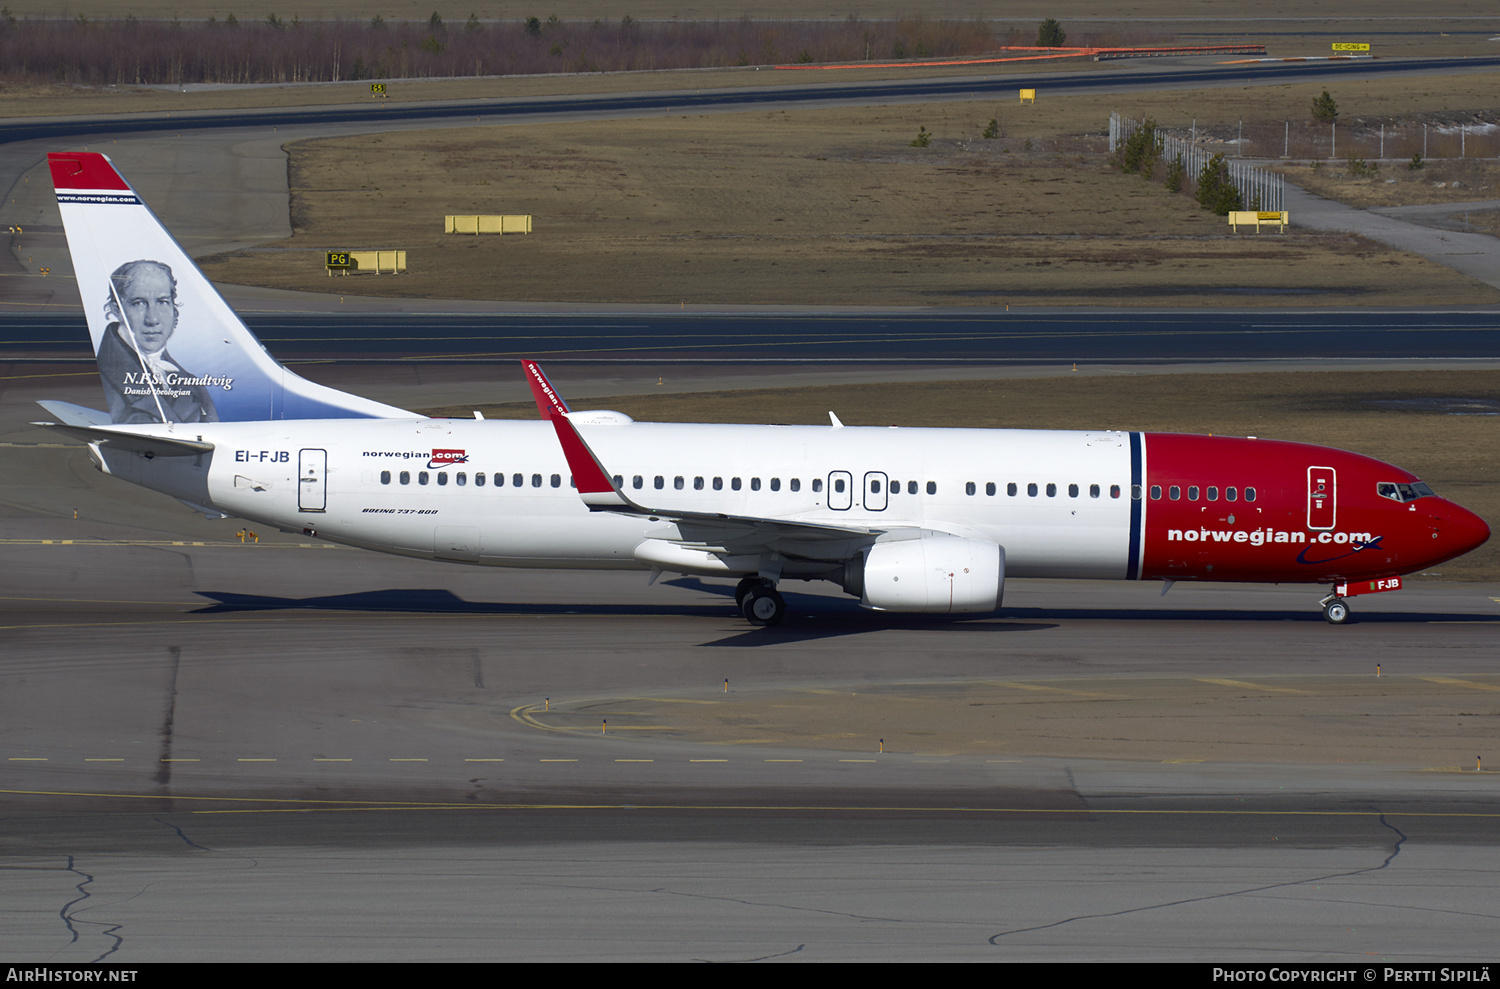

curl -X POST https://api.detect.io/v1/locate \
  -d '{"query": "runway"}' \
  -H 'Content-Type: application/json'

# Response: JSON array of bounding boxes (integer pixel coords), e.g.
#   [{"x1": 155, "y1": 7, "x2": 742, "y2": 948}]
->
[{"x1": 3, "y1": 358, "x2": 1498, "y2": 962}]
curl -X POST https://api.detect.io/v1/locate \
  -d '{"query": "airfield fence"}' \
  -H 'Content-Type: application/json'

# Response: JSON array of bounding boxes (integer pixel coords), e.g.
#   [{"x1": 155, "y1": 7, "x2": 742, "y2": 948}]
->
[{"x1": 1110, "y1": 112, "x2": 1285, "y2": 212}]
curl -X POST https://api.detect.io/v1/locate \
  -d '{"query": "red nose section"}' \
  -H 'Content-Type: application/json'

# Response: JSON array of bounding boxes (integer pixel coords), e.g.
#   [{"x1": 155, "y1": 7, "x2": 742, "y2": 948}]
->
[{"x1": 1432, "y1": 501, "x2": 1491, "y2": 565}]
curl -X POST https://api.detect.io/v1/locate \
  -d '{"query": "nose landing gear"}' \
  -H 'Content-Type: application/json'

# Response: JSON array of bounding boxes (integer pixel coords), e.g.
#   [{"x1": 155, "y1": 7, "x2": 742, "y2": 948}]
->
[{"x1": 1319, "y1": 594, "x2": 1350, "y2": 624}]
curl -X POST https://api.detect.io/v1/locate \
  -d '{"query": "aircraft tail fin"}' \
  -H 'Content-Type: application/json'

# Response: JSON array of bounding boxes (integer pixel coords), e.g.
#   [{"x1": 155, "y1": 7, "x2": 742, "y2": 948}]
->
[{"x1": 48, "y1": 151, "x2": 413, "y2": 424}]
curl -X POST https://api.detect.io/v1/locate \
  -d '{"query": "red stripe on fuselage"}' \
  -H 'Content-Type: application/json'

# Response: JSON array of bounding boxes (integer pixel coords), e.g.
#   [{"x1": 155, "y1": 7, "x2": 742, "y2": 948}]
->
[{"x1": 1136, "y1": 433, "x2": 1478, "y2": 584}]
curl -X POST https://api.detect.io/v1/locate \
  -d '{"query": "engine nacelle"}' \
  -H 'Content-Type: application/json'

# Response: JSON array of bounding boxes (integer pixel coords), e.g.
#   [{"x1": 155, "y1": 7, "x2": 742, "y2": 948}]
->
[{"x1": 845, "y1": 535, "x2": 1005, "y2": 613}]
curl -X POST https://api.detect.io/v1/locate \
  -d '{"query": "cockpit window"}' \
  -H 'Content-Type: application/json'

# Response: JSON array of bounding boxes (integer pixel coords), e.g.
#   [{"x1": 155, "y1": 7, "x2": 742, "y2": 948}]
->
[{"x1": 1377, "y1": 481, "x2": 1435, "y2": 503}]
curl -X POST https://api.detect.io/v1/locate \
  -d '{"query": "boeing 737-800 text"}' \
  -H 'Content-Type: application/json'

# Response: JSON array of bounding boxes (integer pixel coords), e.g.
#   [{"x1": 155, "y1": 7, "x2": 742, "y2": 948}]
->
[{"x1": 36, "y1": 152, "x2": 1489, "y2": 626}]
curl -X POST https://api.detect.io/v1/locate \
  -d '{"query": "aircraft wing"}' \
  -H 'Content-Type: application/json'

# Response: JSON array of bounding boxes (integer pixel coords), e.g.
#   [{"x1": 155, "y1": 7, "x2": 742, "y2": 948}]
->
[{"x1": 521, "y1": 360, "x2": 883, "y2": 544}]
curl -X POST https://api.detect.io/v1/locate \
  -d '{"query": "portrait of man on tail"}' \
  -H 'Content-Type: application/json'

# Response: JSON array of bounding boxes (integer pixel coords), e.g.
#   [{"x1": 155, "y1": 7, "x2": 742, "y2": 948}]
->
[{"x1": 96, "y1": 259, "x2": 221, "y2": 424}]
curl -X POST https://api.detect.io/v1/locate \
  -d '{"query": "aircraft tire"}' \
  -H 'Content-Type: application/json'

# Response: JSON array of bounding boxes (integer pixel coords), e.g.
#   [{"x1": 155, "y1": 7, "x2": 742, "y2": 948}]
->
[
  {"x1": 1323, "y1": 598, "x2": 1350, "y2": 624},
  {"x1": 743, "y1": 586, "x2": 786, "y2": 627},
  {"x1": 735, "y1": 576, "x2": 772, "y2": 615}
]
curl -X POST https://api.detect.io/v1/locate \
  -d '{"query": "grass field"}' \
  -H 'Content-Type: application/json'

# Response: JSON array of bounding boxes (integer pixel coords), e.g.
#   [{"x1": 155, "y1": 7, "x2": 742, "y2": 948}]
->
[
  {"x1": 420, "y1": 369, "x2": 1500, "y2": 581},
  {"x1": 196, "y1": 79, "x2": 1500, "y2": 308}
]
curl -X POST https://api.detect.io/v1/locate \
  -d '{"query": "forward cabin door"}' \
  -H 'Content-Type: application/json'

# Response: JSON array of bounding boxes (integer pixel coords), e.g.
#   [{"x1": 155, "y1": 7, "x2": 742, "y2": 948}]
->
[
  {"x1": 299, "y1": 448, "x2": 327, "y2": 512},
  {"x1": 1307, "y1": 466, "x2": 1336, "y2": 530}
]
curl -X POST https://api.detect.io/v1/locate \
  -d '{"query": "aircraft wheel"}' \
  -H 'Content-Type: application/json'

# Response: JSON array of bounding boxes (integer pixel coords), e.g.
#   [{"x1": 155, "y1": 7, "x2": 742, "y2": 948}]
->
[
  {"x1": 743, "y1": 586, "x2": 786, "y2": 627},
  {"x1": 1323, "y1": 598, "x2": 1350, "y2": 624},
  {"x1": 735, "y1": 576, "x2": 772, "y2": 615}
]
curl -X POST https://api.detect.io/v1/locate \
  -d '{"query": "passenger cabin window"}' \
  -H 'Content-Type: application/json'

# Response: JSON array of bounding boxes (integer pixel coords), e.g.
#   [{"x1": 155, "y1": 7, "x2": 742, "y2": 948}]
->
[
  {"x1": 1008, "y1": 483, "x2": 1018, "y2": 497},
  {"x1": 513, "y1": 473, "x2": 523, "y2": 488},
  {"x1": 1226, "y1": 487, "x2": 1238, "y2": 501},
  {"x1": 1206, "y1": 486, "x2": 1218, "y2": 501},
  {"x1": 790, "y1": 478, "x2": 801, "y2": 492},
  {"x1": 812, "y1": 479, "x2": 823, "y2": 493},
  {"x1": 965, "y1": 481, "x2": 976, "y2": 496},
  {"x1": 457, "y1": 472, "x2": 466, "y2": 486},
  {"x1": 1186, "y1": 485, "x2": 1198, "y2": 500},
  {"x1": 1150, "y1": 485, "x2": 1161, "y2": 500},
  {"x1": 751, "y1": 478, "x2": 761, "y2": 491},
  {"x1": 1169, "y1": 485, "x2": 1180, "y2": 500},
  {"x1": 1090, "y1": 484, "x2": 1100, "y2": 498},
  {"x1": 532, "y1": 474, "x2": 543, "y2": 488},
  {"x1": 986, "y1": 482, "x2": 996, "y2": 496},
  {"x1": 771, "y1": 478, "x2": 781, "y2": 492},
  {"x1": 1113, "y1": 485, "x2": 1123, "y2": 499},
  {"x1": 674, "y1": 476, "x2": 684, "y2": 490},
  {"x1": 1069, "y1": 484, "x2": 1079, "y2": 498},
  {"x1": 1028, "y1": 483, "x2": 1038, "y2": 497},
  {"x1": 1046, "y1": 483, "x2": 1057, "y2": 497},
  {"x1": 419, "y1": 472, "x2": 430, "y2": 486},
  {"x1": 926, "y1": 481, "x2": 937, "y2": 495},
  {"x1": 633, "y1": 475, "x2": 644, "y2": 490},
  {"x1": 908, "y1": 481, "x2": 918, "y2": 495},
  {"x1": 551, "y1": 474, "x2": 562, "y2": 488},
  {"x1": 733, "y1": 477, "x2": 743, "y2": 491},
  {"x1": 654, "y1": 476, "x2": 664, "y2": 490},
  {"x1": 438, "y1": 473, "x2": 448, "y2": 486},
  {"x1": 713, "y1": 477, "x2": 723, "y2": 490},
  {"x1": 380, "y1": 470, "x2": 391, "y2": 485}
]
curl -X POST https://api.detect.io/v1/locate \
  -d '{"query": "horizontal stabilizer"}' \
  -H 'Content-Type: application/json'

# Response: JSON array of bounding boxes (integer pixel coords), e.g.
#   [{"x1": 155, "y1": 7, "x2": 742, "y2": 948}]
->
[
  {"x1": 33, "y1": 420, "x2": 214, "y2": 458},
  {"x1": 36, "y1": 400, "x2": 111, "y2": 428}
]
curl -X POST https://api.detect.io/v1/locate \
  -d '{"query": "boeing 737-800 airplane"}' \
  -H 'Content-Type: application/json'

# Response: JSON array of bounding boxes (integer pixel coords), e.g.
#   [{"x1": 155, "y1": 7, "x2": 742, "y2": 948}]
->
[{"x1": 36, "y1": 152, "x2": 1489, "y2": 626}]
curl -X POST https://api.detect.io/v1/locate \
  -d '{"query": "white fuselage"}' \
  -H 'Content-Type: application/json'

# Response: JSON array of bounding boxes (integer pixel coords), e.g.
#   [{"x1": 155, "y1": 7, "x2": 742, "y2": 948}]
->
[{"x1": 105, "y1": 417, "x2": 1137, "y2": 580}]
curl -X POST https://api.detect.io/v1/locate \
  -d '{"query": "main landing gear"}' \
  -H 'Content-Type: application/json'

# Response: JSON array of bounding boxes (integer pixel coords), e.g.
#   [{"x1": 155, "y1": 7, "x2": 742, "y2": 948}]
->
[
  {"x1": 735, "y1": 576, "x2": 786, "y2": 627},
  {"x1": 1319, "y1": 593, "x2": 1350, "y2": 625}
]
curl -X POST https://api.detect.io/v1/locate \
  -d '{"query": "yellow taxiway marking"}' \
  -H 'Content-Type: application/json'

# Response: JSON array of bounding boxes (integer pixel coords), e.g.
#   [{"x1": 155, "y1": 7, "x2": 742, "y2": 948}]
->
[
  {"x1": 1420, "y1": 676, "x2": 1500, "y2": 692},
  {"x1": 1197, "y1": 678, "x2": 1310, "y2": 694},
  {"x1": 838, "y1": 759, "x2": 878, "y2": 763},
  {"x1": 8, "y1": 757, "x2": 47, "y2": 762},
  {"x1": 765, "y1": 759, "x2": 803, "y2": 763},
  {"x1": 464, "y1": 758, "x2": 505, "y2": 762},
  {"x1": 84, "y1": 758, "x2": 124, "y2": 762},
  {"x1": 539, "y1": 759, "x2": 578, "y2": 763},
  {"x1": 690, "y1": 759, "x2": 729, "y2": 763},
  {"x1": 161, "y1": 758, "x2": 200, "y2": 762},
  {"x1": 236, "y1": 758, "x2": 276, "y2": 762},
  {"x1": 313, "y1": 758, "x2": 354, "y2": 762},
  {"x1": 614, "y1": 759, "x2": 654, "y2": 763},
  {"x1": 389, "y1": 758, "x2": 428, "y2": 762}
]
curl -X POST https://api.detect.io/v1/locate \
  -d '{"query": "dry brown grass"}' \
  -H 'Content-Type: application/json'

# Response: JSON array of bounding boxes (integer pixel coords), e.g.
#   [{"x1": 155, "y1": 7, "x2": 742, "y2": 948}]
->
[
  {"x1": 424, "y1": 369, "x2": 1500, "y2": 581},
  {"x1": 1281, "y1": 159, "x2": 1500, "y2": 208},
  {"x1": 196, "y1": 104, "x2": 1500, "y2": 308}
]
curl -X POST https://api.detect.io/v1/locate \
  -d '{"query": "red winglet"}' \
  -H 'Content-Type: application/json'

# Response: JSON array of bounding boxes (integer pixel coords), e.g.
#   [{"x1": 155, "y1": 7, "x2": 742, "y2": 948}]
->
[
  {"x1": 48, "y1": 152, "x2": 131, "y2": 191},
  {"x1": 521, "y1": 359, "x2": 570, "y2": 419},
  {"x1": 520, "y1": 361, "x2": 624, "y2": 506}
]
